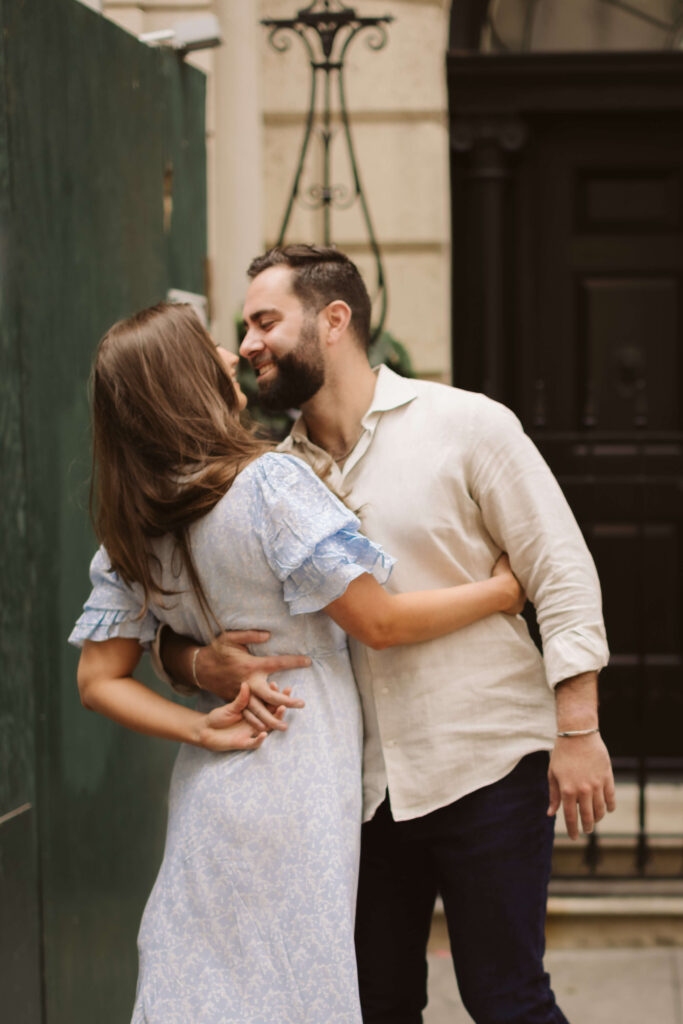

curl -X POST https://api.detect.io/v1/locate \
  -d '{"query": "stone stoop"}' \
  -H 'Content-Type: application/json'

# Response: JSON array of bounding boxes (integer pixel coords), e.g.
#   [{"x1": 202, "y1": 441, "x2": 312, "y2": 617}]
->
[
  {"x1": 546, "y1": 894, "x2": 683, "y2": 948},
  {"x1": 430, "y1": 780, "x2": 683, "y2": 951},
  {"x1": 546, "y1": 778, "x2": 683, "y2": 946},
  {"x1": 429, "y1": 886, "x2": 683, "y2": 953}
]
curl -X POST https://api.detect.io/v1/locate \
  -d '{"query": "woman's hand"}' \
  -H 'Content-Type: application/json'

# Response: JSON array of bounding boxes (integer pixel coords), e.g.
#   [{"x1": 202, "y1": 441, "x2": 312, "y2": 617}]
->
[
  {"x1": 241, "y1": 673, "x2": 304, "y2": 733},
  {"x1": 196, "y1": 682, "x2": 272, "y2": 752},
  {"x1": 492, "y1": 553, "x2": 526, "y2": 615}
]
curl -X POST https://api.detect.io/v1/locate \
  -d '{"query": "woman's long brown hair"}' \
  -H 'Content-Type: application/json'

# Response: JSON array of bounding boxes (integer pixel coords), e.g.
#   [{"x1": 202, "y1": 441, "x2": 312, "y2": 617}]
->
[{"x1": 90, "y1": 302, "x2": 271, "y2": 620}]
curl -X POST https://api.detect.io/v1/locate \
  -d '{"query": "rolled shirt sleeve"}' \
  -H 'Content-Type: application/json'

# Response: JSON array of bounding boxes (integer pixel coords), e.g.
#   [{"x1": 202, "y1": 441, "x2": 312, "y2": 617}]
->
[{"x1": 468, "y1": 401, "x2": 609, "y2": 688}]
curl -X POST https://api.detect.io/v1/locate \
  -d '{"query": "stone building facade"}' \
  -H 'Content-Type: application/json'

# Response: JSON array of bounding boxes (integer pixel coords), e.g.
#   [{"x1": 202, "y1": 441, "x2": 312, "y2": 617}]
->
[{"x1": 80, "y1": 0, "x2": 453, "y2": 379}]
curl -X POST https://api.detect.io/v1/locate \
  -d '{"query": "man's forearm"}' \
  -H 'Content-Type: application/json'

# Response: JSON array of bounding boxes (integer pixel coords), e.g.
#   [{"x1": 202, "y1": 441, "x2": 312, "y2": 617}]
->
[
  {"x1": 554, "y1": 670, "x2": 600, "y2": 732},
  {"x1": 160, "y1": 628, "x2": 201, "y2": 691}
]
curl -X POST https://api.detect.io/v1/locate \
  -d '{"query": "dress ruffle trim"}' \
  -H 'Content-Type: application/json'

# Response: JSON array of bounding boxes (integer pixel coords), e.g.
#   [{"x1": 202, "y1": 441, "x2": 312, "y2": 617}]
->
[
  {"x1": 68, "y1": 608, "x2": 156, "y2": 648},
  {"x1": 284, "y1": 527, "x2": 395, "y2": 615}
]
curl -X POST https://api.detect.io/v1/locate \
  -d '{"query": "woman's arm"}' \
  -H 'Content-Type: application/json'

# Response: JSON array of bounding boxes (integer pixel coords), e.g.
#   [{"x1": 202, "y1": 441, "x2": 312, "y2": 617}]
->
[
  {"x1": 77, "y1": 637, "x2": 267, "y2": 751},
  {"x1": 324, "y1": 556, "x2": 524, "y2": 650}
]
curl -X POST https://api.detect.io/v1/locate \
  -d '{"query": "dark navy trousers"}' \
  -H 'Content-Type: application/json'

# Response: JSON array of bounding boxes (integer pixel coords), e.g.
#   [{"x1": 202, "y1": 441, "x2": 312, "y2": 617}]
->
[{"x1": 354, "y1": 752, "x2": 569, "y2": 1024}]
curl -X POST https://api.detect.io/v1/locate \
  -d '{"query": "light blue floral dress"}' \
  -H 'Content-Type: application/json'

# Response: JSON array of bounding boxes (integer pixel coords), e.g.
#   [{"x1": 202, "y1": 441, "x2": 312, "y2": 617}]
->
[{"x1": 69, "y1": 453, "x2": 394, "y2": 1024}]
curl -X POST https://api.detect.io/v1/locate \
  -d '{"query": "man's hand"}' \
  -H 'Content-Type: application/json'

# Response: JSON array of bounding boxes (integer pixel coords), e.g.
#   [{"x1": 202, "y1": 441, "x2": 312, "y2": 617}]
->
[
  {"x1": 191, "y1": 631, "x2": 309, "y2": 732},
  {"x1": 548, "y1": 731, "x2": 616, "y2": 839},
  {"x1": 548, "y1": 669, "x2": 616, "y2": 839},
  {"x1": 196, "y1": 631, "x2": 309, "y2": 697}
]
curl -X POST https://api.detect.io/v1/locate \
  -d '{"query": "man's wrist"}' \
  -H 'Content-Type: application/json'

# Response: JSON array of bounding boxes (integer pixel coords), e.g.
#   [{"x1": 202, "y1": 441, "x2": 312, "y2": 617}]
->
[
  {"x1": 556, "y1": 726, "x2": 600, "y2": 738},
  {"x1": 192, "y1": 647, "x2": 204, "y2": 690},
  {"x1": 160, "y1": 630, "x2": 202, "y2": 691},
  {"x1": 554, "y1": 670, "x2": 600, "y2": 732}
]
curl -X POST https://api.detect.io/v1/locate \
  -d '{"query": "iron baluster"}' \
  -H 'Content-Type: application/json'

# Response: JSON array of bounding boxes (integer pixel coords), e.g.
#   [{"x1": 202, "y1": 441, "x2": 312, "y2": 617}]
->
[
  {"x1": 634, "y1": 364, "x2": 650, "y2": 874},
  {"x1": 585, "y1": 830, "x2": 600, "y2": 874}
]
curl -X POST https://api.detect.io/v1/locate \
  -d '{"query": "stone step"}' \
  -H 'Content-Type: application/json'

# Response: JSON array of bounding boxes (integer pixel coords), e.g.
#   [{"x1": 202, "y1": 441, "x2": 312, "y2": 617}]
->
[
  {"x1": 546, "y1": 890, "x2": 683, "y2": 948},
  {"x1": 428, "y1": 780, "x2": 683, "y2": 949},
  {"x1": 431, "y1": 883, "x2": 683, "y2": 951}
]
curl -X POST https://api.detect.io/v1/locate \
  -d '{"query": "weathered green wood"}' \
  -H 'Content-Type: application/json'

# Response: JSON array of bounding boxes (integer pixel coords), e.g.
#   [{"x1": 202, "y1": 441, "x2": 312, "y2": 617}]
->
[
  {"x1": 0, "y1": 812, "x2": 43, "y2": 1021},
  {"x1": 0, "y1": 0, "x2": 44, "y2": 1015},
  {"x1": 1, "y1": 1, "x2": 207, "y2": 1020}
]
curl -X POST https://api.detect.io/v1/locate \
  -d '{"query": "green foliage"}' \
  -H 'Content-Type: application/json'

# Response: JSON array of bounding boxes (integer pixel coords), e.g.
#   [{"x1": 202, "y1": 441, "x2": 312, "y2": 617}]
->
[{"x1": 368, "y1": 329, "x2": 415, "y2": 379}]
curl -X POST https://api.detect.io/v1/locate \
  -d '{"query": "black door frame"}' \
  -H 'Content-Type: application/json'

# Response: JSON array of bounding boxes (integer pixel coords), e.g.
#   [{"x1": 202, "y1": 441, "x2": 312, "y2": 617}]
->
[{"x1": 446, "y1": 48, "x2": 683, "y2": 397}]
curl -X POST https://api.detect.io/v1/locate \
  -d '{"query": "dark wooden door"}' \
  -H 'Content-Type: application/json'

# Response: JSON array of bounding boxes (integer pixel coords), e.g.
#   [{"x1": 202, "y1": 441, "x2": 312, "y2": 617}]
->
[{"x1": 448, "y1": 54, "x2": 683, "y2": 770}]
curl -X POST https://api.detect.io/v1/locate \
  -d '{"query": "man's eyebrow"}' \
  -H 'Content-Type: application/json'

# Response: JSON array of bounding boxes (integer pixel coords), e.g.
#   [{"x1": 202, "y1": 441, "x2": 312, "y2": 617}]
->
[{"x1": 247, "y1": 307, "x2": 281, "y2": 323}]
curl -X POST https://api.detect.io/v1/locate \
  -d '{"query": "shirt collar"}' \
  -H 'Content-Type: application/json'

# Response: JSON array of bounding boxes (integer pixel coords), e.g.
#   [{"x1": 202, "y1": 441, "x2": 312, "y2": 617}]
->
[
  {"x1": 361, "y1": 365, "x2": 418, "y2": 424},
  {"x1": 286, "y1": 365, "x2": 417, "y2": 472}
]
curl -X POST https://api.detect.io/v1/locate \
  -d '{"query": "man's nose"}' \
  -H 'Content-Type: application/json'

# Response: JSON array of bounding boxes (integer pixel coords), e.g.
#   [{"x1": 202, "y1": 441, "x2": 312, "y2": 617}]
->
[{"x1": 239, "y1": 328, "x2": 262, "y2": 359}]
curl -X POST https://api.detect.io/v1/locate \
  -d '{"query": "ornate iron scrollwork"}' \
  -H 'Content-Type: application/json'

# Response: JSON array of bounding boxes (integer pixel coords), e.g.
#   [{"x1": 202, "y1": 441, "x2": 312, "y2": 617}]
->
[{"x1": 261, "y1": 1, "x2": 393, "y2": 338}]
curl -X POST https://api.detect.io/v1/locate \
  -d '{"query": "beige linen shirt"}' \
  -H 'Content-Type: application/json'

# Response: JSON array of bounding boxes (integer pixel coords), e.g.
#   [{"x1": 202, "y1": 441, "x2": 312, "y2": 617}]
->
[{"x1": 279, "y1": 366, "x2": 609, "y2": 823}]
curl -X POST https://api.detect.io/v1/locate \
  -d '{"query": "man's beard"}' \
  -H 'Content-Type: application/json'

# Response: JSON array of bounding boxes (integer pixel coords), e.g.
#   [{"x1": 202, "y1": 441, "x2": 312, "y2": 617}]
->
[{"x1": 257, "y1": 316, "x2": 325, "y2": 412}]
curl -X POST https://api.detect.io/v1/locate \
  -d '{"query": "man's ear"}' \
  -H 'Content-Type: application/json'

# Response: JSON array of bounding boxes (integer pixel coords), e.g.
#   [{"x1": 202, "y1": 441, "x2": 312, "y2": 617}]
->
[{"x1": 322, "y1": 299, "x2": 352, "y2": 344}]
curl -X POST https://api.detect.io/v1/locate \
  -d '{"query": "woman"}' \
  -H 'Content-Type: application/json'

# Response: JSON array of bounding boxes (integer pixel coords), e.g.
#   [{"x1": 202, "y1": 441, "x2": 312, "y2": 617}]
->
[{"x1": 69, "y1": 303, "x2": 524, "y2": 1024}]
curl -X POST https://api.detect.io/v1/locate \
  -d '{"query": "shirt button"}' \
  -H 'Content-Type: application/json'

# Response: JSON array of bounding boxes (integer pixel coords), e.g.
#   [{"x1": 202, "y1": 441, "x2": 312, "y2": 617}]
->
[
  {"x1": 380, "y1": 687, "x2": 389, "y2": 696},
  {"x1": 387, "y1": 740, "x2": 395, "y2": 748}
]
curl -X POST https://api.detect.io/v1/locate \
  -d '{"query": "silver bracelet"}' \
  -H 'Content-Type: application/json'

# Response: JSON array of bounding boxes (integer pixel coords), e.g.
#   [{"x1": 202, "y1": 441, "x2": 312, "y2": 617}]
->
[
  {"x1": 191, "y1": 647, "x2": 202, "y2": 689},
  {"x1": 556, "y1": 727, "x2": 599, "y2": 738}
]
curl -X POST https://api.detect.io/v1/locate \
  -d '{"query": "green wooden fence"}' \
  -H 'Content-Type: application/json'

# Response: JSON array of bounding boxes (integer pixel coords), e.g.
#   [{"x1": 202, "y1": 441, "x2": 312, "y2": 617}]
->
[{"x1": 0, "y1": 2, "x2": 207, "y2": 1019}]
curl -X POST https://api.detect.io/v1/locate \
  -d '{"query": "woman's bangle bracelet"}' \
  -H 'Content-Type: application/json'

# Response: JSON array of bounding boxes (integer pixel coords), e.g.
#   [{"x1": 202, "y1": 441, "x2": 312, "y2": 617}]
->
[
  {"x1": 556, "y1": 727, "x2": 599, "y2": 738},
  {"x1": 191, "y1": 647, "x2": 202, "y2": 689}
]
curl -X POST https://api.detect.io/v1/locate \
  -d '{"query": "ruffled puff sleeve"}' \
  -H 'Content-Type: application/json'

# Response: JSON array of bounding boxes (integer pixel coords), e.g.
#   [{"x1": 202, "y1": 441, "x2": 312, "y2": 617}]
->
[
  {"x1": 255, "y1": 453, "x2": 395, "y2": 615},
  {"x1": 68, "y1": 546, "x2": 157, "y2": 649}
]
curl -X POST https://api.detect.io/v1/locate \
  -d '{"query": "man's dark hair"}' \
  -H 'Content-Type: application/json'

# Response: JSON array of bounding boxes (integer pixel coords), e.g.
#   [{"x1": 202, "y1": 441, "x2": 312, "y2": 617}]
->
[{"x1": 247, "y1": 244, "x2": 372, "y2": 351}]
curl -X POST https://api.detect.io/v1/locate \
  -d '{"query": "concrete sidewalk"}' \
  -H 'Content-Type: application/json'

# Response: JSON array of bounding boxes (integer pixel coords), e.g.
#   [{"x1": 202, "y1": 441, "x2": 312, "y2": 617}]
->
[{"x1": 424, "y1": 947, "x2": 683, "y2": 1024}]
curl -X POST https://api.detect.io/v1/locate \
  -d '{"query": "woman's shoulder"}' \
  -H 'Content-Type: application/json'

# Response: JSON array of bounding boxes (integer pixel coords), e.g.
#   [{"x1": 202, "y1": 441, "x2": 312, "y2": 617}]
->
[
  {"x1": 248, "y1": 449, "x2": 317, "y2": 477},
  {"x1": 205, "y1": 452, "x2": 322, "y2": 527},
  {"x1": 231, "y1": 450, "x2": 357, "y2": 534},
  {"x1": 237, "y1": 450, "x2": 320, "y2": 493}
]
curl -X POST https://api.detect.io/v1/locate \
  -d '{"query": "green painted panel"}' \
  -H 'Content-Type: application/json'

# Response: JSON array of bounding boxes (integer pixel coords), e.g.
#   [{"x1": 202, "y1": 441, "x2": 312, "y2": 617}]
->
[
  {"x1": 0, "y1": 0, "x2": 43, "y2": 1018},
  {"x1": 162, "y1": 48, "x2": 209, "y2": 294},
  {"x1": 0, "y1": 810, "x2": 42, "y2": 1022},
  {"x1": 2, "y1": 0, "x2": 207, "y2": 1019},
  {"x1": 0, "y1": 0, "x2": 37, "y2": 823}
]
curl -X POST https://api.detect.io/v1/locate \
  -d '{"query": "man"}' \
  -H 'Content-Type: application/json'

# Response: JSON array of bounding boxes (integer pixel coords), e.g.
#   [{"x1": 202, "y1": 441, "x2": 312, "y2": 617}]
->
[{"x1": 156, "y1": 244, "x2": 615, "y2": 1023}]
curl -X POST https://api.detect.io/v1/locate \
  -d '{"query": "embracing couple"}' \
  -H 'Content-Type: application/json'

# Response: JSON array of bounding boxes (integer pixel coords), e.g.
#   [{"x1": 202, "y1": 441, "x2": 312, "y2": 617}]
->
[{"x1": 70, "y1": 244, "x2": 614, "y2": 1024}]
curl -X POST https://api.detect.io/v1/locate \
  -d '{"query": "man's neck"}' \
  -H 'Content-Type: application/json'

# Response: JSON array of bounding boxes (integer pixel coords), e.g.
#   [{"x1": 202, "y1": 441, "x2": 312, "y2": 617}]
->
[{"x1": 301, "y1": 357, "x2": 377, "y2": 461}]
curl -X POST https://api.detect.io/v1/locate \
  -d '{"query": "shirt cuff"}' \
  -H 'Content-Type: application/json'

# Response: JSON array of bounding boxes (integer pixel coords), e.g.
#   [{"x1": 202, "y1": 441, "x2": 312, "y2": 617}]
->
[{"x1": 543, "y1": 625, "x2": 610, "y2": 689}]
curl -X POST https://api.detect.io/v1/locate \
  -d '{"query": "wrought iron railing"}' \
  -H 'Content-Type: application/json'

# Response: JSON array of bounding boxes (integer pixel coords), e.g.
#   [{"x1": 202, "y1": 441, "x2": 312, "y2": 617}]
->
[{"x1": 261, "y1": 0, "x2": 393, "y2": 339}]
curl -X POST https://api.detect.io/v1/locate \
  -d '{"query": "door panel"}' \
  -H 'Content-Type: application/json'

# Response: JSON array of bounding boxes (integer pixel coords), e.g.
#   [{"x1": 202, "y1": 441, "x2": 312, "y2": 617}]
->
[
  {"x1": 519, "y1": 118, "x2": 683, "y2": 764},
  {"x1": 448, "y1": 55, "x2": 683, "y2": 768}
]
